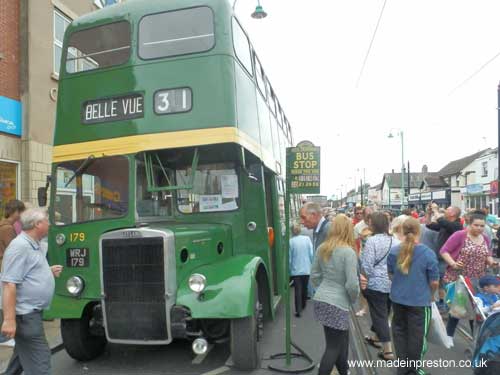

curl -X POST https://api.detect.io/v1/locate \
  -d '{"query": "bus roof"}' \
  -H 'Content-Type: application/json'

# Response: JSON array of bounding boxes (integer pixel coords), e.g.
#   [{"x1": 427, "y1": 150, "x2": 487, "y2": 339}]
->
[{"x1": 70, "y1": 0, "x2": 231, "y2": 30}]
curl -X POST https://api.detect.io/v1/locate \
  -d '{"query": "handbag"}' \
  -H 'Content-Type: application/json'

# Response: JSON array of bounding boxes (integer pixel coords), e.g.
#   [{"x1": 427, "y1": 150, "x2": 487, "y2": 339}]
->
[
  {"x1": 373, "y1": 238, "x2": 393, "y2": 267},
  {"x1": 360, "y1": 237, "x2": 392, "y2": 288},
  {"x1": 428, "y1": 302, "x2": 454, "y2": 348}
]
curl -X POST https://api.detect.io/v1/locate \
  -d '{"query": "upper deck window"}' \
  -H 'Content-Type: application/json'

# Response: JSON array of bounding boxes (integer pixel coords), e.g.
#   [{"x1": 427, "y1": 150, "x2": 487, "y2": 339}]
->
[
  {"x1": 232, "y1": 18, "x2": 253, "y2": 76},
  {"x1": 139, "y1": 7, "x2": 215, "y2": 60},
  {"x1": 65, "y1": 21, "x2": 131, "y2": 74}
]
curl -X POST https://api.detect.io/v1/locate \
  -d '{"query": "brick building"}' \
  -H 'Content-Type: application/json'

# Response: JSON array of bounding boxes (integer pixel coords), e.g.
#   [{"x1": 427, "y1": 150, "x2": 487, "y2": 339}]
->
[
  {"x1": 0, "y1": 0, "x2": 21, "y2": 217},
  {"x1": 0, "y1": 0, "x2": 118, "y2": 216}
]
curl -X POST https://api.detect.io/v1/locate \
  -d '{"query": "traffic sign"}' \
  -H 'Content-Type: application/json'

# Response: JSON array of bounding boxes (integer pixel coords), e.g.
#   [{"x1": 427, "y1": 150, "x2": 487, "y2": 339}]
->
[{"x1": 286, "y1": 141, "x2": 320, "y2": 193}]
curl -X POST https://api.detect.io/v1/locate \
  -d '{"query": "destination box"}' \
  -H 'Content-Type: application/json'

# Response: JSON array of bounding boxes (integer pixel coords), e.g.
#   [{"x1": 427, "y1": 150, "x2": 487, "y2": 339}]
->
[{"x1": 81, "y1": 93, "x2": 144, "y2": 124}]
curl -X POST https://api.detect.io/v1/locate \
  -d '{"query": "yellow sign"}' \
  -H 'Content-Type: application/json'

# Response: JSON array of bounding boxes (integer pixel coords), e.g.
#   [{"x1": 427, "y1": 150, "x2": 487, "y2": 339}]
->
[{"x1": 287, "y1": 141, "x2": 320, "y2": 193}]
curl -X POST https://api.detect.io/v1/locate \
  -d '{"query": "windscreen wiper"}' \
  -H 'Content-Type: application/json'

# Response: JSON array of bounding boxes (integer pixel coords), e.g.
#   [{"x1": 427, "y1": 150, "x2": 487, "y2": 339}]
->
[{"x1": 64, "y1": 155, "x2": 95, "y2": 188}]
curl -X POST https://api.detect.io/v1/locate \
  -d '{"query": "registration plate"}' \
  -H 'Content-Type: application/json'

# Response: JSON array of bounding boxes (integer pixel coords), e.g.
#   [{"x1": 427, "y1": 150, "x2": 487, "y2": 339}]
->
[{"x1": 66, "y1": 248, "x2": 90, "y2": 267}]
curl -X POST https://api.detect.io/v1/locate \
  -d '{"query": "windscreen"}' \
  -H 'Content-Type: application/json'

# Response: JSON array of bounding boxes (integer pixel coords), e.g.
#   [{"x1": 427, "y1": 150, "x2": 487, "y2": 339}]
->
[
  {"x1": 176, "y1": 163, "x2": 239, "y2": 214},
  {"x1": 54, "y1": 156, "x2": 129, "y2": 225}
]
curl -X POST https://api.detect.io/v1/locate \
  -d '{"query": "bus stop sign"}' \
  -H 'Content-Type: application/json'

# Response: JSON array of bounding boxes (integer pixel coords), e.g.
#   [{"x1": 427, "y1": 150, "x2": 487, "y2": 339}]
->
[{"x1": 286, "y1": 141, "x2": 320, "y2": 194}]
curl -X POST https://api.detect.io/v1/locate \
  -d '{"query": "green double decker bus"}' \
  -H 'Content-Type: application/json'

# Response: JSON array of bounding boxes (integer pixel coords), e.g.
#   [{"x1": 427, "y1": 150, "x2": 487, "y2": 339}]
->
[{"x1": 45, "y1": 0, "x2": 298, "y2": 369}]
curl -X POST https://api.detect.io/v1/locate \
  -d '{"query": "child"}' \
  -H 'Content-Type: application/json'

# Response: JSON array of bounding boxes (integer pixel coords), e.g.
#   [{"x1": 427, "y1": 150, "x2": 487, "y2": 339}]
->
[{"x1": 475, "y1": 275, "x2": 500, "y2": 315}]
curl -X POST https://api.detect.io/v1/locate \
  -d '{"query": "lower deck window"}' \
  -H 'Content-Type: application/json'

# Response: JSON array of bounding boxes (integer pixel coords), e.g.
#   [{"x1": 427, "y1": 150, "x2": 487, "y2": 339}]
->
[{"x1": 177, "y1": 163, "x2": 240, "y2": 214}]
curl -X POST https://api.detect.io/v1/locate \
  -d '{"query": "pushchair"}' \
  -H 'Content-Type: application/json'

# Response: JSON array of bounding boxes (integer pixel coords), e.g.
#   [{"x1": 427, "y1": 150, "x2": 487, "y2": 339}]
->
[
  {"x1": 472, "y1": 311, "x2": 500, "y2": 374},
  {"x1": 458, "y1": 275, "x2": 500, "y2": 374}
]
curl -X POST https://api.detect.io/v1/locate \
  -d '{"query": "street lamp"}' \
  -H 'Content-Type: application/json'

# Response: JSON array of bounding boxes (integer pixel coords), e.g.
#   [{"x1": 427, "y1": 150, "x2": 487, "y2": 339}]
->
[
  {"x1": 388, "y1": 129, "x2": 405, "y2": 210},
  {"x1": 336, "y1": 187, "x2": 343, "y2": 208},
  {"x1": 357, "y1": 167, "x2": 366, "y2": 206},
  {"x1": 233, "y1": 0, "x2": 268, "y2": 19}
]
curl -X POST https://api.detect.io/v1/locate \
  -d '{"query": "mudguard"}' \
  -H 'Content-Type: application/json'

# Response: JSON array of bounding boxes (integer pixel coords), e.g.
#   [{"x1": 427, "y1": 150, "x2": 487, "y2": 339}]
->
[
  {"x1": 44, "y1": 295, "x2": 90, "y2": 319},
  {"x1": 176, "y1": 255, "x2": 266, "y2": 319}
]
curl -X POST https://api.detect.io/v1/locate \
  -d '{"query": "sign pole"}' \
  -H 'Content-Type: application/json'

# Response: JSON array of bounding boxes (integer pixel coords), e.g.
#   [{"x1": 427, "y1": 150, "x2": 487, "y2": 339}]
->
[
  {"x1": 284, "y1": 190, "x2": 291, "y2": 365},
  {"x1": 268, "y1": 140, "x2": 319, "y2": 373}
]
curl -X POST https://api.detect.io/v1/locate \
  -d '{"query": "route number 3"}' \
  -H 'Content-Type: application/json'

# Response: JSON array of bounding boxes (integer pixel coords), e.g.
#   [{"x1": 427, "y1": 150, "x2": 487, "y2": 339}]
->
[
  {"x1": 154, "y1": 88, "x2": 192, "y2": 115},
  {"x1": 70, "y1": 232, "x2": 85, "y2": 242}
]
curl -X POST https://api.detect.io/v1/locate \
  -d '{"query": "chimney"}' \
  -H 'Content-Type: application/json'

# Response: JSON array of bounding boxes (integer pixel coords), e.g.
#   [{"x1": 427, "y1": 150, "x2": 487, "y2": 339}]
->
[{"x1": 422, "y1": 165, "x2": 428, "y2": 174}]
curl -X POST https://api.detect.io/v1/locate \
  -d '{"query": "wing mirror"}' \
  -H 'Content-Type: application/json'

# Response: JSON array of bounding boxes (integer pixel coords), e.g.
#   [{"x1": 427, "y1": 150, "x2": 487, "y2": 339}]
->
[{"x1": 37, "y1": 176, "x2": 51, "y2": 207}]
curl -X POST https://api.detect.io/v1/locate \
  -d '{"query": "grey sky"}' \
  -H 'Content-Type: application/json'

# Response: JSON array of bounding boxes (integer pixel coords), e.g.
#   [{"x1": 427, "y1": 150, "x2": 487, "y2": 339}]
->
[{"x1": 236, "y1": 0, "x2": 499, "y2": 197}]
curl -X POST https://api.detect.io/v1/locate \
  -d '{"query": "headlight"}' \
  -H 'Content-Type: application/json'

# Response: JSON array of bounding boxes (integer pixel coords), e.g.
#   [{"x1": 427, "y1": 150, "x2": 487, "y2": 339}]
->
[
  {"x1": 188, "y1": 274, "x2": 206, "y2": 293},
  {"x1": 55, "y1": 233, "x2": 66, "y2": 246},
  {"x1": 66, "y1": 276, "x2": 84, "y2": 296}
]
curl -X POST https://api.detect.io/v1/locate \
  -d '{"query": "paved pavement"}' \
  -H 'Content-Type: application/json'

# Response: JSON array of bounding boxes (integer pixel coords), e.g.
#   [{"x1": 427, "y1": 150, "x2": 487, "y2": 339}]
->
[
  {"x1": 0, "y1": 319, "x2": 61, "y2": 373},
  {"x1": 353, "y1": 303, "x2": 475, "y2": 375},
  {"x1": 49, "y1": 298, "x2": 326, "y2": 375},
  {"x1": 0, "y1": 297, "x2": 481, "y2": 374}
]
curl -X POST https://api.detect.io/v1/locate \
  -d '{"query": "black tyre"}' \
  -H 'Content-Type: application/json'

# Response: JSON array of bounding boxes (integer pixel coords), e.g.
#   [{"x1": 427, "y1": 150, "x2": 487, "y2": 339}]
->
[
  {"x1": 61, "y1": 313, "x2": 107, "y2": 361},
  {"x1": 230, "y1": 284, "x2": 263, "y2": 370}
]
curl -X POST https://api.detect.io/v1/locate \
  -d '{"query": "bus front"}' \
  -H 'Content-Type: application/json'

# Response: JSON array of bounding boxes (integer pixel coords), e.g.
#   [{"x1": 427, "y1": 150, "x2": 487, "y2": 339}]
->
[{"x1": 46, "y1": 1, "x2": 276, "y2": 370}]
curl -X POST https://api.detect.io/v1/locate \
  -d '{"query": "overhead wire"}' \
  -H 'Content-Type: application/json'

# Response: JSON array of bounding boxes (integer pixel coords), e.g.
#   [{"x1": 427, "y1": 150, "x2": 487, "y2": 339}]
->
[
  {"x1": 355, "y1": 0, "x2": 388, "y2": 88},
  {"x1": 448, "y1": 49, "x2": 500, "y2": 95}
]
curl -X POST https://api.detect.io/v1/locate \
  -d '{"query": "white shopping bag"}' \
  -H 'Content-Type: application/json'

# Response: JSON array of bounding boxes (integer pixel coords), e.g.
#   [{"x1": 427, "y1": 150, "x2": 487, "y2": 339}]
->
[{"x1": 427, "y1": 302, "x2": 453, "y2": 349}]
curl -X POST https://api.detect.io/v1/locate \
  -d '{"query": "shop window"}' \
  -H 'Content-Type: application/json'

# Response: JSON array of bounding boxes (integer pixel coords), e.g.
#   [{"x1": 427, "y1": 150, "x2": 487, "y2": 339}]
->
[{"x1": 0, "y1": 161, "x2": 19, "y2": 219}]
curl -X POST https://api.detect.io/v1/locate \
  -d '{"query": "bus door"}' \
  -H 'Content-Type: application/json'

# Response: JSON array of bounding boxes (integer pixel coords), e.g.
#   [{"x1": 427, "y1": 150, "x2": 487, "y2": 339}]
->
[
  {"x1": 242, "y1": 163, "x2": 269, "y2": 254},
  {"x1": 264, "y1": 171, "x2": 280, "y2": 295}
]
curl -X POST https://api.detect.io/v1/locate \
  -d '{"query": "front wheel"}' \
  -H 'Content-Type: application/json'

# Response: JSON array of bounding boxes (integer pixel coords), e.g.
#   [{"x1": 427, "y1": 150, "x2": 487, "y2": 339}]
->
[
  {"x1": 230, "y1": 284, "x2": 263, "y2": 370},
  {"x1": 61, "y1": 311, "x2": 107, "y2": 361}
]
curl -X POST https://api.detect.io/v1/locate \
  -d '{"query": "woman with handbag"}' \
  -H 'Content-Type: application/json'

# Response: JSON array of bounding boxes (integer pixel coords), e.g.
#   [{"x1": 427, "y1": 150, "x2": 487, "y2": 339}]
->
[
  {"x1": 361, "y1": 212, "x2": 395, "y2": 360},
  {"x1": 440, "y1": 210, "x2": 498, "y2": 338}
]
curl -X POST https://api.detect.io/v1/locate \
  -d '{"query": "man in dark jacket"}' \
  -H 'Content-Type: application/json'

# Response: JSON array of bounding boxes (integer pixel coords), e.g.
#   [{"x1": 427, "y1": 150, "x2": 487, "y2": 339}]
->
[
  {"x1": 426, "y1": 205, "x2": 462, "y2": 312},
  {"x1": 299, "y1": 202, "x2": 330, "y2": 253},
  {"x1": 426, "y1": 206, "x2": 462, "y2": 251}
]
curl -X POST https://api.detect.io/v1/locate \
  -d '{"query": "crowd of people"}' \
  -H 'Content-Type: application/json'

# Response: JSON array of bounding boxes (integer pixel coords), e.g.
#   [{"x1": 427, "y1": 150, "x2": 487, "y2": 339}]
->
[
  {"x1": 291, "y1": 201, "x2": 500, "y2": 375},
  {"x1": 0, "y1": 194, "x2": 499, "y2": 375}
]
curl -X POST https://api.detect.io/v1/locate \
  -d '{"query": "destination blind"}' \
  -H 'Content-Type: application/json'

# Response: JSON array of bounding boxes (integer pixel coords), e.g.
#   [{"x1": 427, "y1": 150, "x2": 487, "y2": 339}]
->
[{"x1": 82, "y1": 93, "x2": 144, "y2": 124}]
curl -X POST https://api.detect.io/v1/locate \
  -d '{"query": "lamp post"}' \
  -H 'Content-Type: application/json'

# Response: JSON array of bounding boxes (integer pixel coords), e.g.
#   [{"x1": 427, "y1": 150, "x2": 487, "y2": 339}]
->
[
  {"x1": 497, "y1": 82, "x2": 500, "y2": 216},
  {"x1": 388, "y1": 129, "x2": 405, "y2": 210},
  {"x1": 340, "y1": 184, "x2": 345, "y2": 208},
  {"x1": 357, "y1": 167, "x2": 366, "y2": 206},
  {"x1": 233, "y1": 0, "x2": 268, "y2": 18}
]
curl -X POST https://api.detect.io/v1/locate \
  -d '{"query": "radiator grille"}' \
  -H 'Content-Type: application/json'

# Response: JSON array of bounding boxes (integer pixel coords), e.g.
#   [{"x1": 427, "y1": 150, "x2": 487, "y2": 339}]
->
[{"x1": 102, "y1": 237, "x2": 168, "y2": 341}]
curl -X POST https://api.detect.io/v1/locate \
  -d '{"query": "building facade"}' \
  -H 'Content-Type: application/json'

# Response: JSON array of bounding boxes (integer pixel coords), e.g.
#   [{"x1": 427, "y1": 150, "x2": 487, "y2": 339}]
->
[
  {"x1": 460, "y1": 148, "x2": 498, "y2": 214},
  {"x1": 0, "y1": 0, "x2": 21, "y2": 217},
  {"x1": 381, "y1": 172, "x2": 424, "y2": 210},
  {"x1": 0, "y1": 0, "x2": 118, "y2": 216}
]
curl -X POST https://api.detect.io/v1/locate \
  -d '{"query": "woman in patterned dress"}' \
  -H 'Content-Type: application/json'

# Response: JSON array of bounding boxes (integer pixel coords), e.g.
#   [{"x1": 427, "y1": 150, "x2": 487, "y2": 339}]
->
[
  {"x1": 361, "y1": 212, "x2": 395, "y2": 360},
  {"x1": 440, "y1": 210, "x2": 498, "y2": 338},
  {"x1": 311, "y1": 214, "x2": 360, "y2": 375}
]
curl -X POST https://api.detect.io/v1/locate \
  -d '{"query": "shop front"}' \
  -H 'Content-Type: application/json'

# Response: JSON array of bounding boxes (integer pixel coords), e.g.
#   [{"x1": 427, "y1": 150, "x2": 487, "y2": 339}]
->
[
  {"x1": 0, "y1": 96, "x2": 22, "y2": 216},
  {"x1": 408, "y1": 189, "x2": 450, "y2": 210},
  {"x1": 463, "y1": 183, "x2": 490, "y2": 211},
  {"x1": 0, "y1": 160, "x2": 20, "y2": 218}
]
